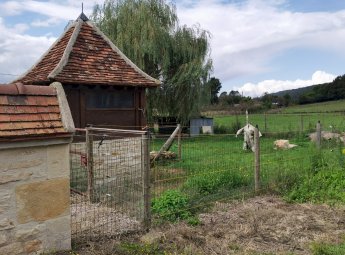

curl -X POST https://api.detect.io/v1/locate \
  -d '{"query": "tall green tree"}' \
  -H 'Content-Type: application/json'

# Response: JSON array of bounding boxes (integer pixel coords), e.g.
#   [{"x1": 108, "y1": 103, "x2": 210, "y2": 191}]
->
[
  {"x1": 206, "y1": 77, "x2": 222, "y2": 104},
  {"x1": 283, "y1": 93, "x2": 291, "y2": 107},
  {"x1": 92, "y1": 0, "x2": 213, "y2": 124}
]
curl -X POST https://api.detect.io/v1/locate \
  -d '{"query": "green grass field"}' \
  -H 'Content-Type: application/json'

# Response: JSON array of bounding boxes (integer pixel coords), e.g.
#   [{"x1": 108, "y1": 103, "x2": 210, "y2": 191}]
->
[
  {"x1": 211, "y1": 100, "x2": 345, "y2": 134},
  {"x1": 281, "y1": 99, "x2": 345, "y2": 113},
  {"x1": 214, "y1": 113, "x2": 345, "y2": 134},
  {"x1": 214, "y1": 112, "x2": 345, "y2": 134},
  {"x1": 151, "y1": 134, "x2": 345, "y2": 209}
]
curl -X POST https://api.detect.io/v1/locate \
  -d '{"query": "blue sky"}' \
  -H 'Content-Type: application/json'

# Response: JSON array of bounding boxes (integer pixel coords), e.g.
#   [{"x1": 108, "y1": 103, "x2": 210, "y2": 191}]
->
[{"x1": 0, "y1": 0, "x2": 345, "y2": 97}]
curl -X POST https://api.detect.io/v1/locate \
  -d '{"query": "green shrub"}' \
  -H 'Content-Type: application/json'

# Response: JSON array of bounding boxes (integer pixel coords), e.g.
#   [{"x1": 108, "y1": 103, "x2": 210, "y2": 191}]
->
[
  {"x1": 186, "y1": 216, "x2": 201, "y2": 226},
  {"x1": 183, "y1": 169, "x2": 248, "y2": 196},
  {"x1": 229, "y1": 120, "x2": 242, "y2": 134},
  {"x1": 214, "y1": 119, "x2": 242, "y2": 134},
  {"x1": 311, "y1": 241, "x2": 345, "y2": 255},
  {"x1": 310, "y1": 151, "x2": 328, "y2": 173},
  {"x1": 213, "y1": 124, "x2": 230, "y2": 134},
  {"x1": 286, "y1": 169, "x2": 345, "y2": 204},
  {"x1": 152, "y1": 190, "x2": 191, "y2": 222},
  {"x1": 116, "y1": 242, "x2": 164, "y2": 255},
  {"x1": 263, "y1": 166, "x2": 302, "y2": 194}
]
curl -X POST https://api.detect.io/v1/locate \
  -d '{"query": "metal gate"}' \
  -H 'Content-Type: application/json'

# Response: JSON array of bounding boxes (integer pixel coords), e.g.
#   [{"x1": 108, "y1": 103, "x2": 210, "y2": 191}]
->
[{"x1": 70, "y1": 127, "x2": 150, "y2": 240}]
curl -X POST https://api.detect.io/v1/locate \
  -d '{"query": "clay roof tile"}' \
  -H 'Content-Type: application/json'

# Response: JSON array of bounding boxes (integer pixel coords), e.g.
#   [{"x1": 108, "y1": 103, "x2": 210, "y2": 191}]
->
[
  {"x1": 0, "y1": 83, "x2": 72, "y2": 142},
  {"x1": 15, "y1": 17, "x2": 161, "y2": 88}
]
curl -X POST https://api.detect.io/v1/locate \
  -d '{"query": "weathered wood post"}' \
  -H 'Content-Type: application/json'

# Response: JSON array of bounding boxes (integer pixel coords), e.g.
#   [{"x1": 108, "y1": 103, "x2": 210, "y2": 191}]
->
[
  {"x1": 86, "y1": 128, "x2": 94, "y2": 202},
  {"x1": 142, "y1": 131, "x2": 151, "y2": 231},
  {"x1": 152, "y1": 124, "x2": 181, "y2": 163},
  {"x1": 316, "y1": 120, "x2": 322, "y2": 149},
  {"x1": 254, "y1": 125, "x2": 261, "y2": 193}
]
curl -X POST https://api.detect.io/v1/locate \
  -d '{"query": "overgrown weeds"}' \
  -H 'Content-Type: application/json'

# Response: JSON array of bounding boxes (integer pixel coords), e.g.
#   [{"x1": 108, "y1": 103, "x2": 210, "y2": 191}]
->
[
  {"x1": 152, "y1": 189, "x2": 193, "y2": 223},
  {"x1": 311, "y1": 239, "x2": 345, "y2": 255},
  {"x1": 286, "y1": 168, "x2": 345, "y2": 204}
]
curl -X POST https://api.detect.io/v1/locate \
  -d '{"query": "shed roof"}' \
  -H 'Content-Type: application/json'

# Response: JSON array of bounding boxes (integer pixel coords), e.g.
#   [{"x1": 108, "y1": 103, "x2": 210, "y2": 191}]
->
[
  {"x1": 15, "y1": 15, "x2": 161, "y2": 87},
  {"x1": 0, "y1": 83, "x2": 73, "y2": 141}
]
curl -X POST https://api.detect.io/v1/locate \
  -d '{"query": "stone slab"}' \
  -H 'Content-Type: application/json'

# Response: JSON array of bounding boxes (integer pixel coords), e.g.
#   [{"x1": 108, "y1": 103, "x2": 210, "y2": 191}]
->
[
  {"x1": 47, "y1": 144, "x2": 70, "y2": 178},
  {"x1": 16, "y1": 178, "x2": 70, "y2": 224}
]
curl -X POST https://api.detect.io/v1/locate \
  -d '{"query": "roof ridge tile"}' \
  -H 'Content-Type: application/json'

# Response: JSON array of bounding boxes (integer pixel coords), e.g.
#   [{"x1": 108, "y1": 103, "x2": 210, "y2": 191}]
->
[{"x1": 48, "y1": 20, "x2": 82, "y2": 79}]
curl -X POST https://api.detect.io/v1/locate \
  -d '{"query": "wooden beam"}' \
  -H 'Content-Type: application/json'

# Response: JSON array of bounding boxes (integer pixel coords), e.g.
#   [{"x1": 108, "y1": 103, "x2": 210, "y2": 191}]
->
[{"x1": 151, "y1": 124, "x2": 181, "y2": 163}]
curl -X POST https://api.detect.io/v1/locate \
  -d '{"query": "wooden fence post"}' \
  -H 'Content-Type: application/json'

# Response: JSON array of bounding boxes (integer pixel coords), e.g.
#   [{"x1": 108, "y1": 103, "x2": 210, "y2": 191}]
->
[
  {"x1": 142, "y1": 131, "x2": 151, "y2": 231},
  {"x1": 254, "y1": 125, "x2": 261, "y2": 193},
  {"x1": 316, "y1": 121, "x2": 322, "y2": 149},
  {"x1": 86, "y1": 128, "x2": 94, "y2": 202}
]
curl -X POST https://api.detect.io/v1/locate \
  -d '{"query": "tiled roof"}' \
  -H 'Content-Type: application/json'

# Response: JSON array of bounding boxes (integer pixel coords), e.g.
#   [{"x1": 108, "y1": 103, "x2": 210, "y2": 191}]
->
[
  {"x1": 16, "y1": 17, "x2": 161, "y2": 87},
  {"x1": 0, "y1": 83, "x2": 71, "y2": 141}
]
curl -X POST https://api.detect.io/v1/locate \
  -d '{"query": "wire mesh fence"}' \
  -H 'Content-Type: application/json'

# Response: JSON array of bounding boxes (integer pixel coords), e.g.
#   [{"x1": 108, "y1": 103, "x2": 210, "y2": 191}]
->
[
  {"x1": 69, "y1": 118, "x2": 345, "y2": 239},
  {"x1": 214, "y1": 112, "x2": 345, "y2": 135},
  {"x1": 70, "y1": 128, "x2": 150, "y2": 240},
  {"x1": 150, "y1": 121, "x2": 345, "y2": 223}
]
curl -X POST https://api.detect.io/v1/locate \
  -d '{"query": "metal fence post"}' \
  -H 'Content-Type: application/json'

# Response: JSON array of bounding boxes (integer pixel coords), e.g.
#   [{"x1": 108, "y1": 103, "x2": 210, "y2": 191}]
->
[
  {"x1": 86, "y1": 128, "x2": 94, "y2": 202},
  {"x1": 264, "y1": 113, "x2": 267, "y2": 133},
  {"x1": 300, "y1": 114, "x2": 304, "y2": 133},
  {"x1": 254, "y1": 125, "x2": 261, "y2": 193},
  {"x1": 178, "y1": 127, "x2": 182, "y2": 160},
  {"x1": 316, "y1": 121, "x2": 322, "y2": 149},
  {"x1": 142, "y1": 131, "x2": 151, "y2": 231}
]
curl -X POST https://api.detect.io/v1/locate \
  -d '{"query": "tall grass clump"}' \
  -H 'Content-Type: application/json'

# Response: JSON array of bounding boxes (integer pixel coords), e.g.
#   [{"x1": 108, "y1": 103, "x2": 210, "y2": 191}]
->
[
  {"x1": 285, "y1": 144, "x2": 345, "y2": 204},
  {"x1": 152, "y1": 190, "x2": 192, "y2": 222},
  {"x1": 286, "y1": 168, "x2": 345, "y2": 204},
  {"x1": 214, "y1": 119, "x2": 242, "y2": 134},
  {"x1": 213, "y1": 124, "x2": 230, "y2": 134},
  {"x1": 311, "y1": 240, "x2": 345, "y2": 255},
  {"x1": 183, "y1": 169, "x2": 249, "y2": 197}
]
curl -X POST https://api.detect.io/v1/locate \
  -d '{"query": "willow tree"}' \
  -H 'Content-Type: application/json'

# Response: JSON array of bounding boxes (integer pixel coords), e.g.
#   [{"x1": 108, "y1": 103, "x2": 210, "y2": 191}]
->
[{"x1": 92, "y1": 0, "x2": 212, "y2": 124}]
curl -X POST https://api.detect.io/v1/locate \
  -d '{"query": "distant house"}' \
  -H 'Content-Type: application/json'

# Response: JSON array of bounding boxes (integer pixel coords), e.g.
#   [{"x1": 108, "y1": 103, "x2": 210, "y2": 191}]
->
[{"x1": 15, "y1": 13, "x2": 160, "y2": 129}]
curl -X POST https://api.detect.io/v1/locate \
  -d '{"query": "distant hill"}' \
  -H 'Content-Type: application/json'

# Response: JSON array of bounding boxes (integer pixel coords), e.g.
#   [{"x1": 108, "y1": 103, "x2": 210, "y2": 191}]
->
[
  {"x1": 271, "y1": 84, "x2": 320, "y2": 101},
  {"x1": 270, "y1": 74, "x2": 345, "y2": 104}
]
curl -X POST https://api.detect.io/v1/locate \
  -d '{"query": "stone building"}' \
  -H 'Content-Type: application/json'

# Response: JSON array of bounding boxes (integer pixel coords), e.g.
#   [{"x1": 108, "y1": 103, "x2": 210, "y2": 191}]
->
[{"x1": 0, "y1": 82, "x2": 74, "y2": 254}]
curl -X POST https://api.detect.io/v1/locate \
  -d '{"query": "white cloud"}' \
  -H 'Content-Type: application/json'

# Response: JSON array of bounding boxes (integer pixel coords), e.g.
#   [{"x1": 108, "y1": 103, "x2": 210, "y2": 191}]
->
[
  {"x1": 0, "y1": 1, "x2": 75, "y2": 19},
  {"x1": 31, "y1": 17, "x2": 61, "y2": 27},
  {"x1": 0, "y1": 0, "x2": 100, "y2": 20},
  {"x1": 0, "y1": 17, "x2": 56, "y2": 83},
  {"x1": 13, "y1": 23, "x2": 29, "y2": 33},
  {"x1": 234, "y1": 70, "x2": 336, "y2": 98},
  {"x1": 176, "y1": 0, "x2": 345, "y2": 85},
  {"x1": 0, "y1": 0, "x2": 344, "y2": 89},
  {"x1": 0, "y1": 1, "x2": 22, "y2": 15},
  {"x1": 0, "y1": 0, "x2": 105, "y2": 83}
]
